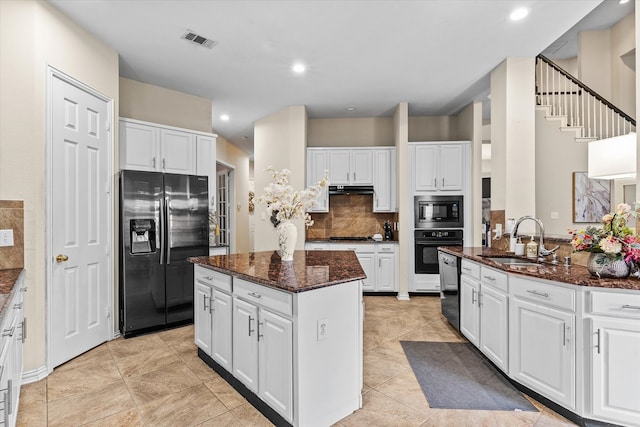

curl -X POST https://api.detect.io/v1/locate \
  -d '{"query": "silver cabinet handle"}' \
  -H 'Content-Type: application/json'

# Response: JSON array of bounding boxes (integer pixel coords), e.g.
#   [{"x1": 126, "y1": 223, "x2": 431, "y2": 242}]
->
[
  {"x1": 346, "y1": 172, "x2": 349, "y2": 181},
  {"x1": 622, "y1": 304, "x2": 640, "y2": 310},
  {"x1": 442, "y1": 177, "x2": 445, "y2": 187},
  {"x1": 483, "y1": 275, "x2": 496, "y2": 281},
  {"x1": 258, "y1": 321, "x2": 264, "y2": 341},
  {"x1": 152, "y1": 157, "x2": 156, "y2": 168},
  {"x1": 595, "y1": 328, "x2": 601, "y2": 354},
  {"x1": 434, "y1": 178, "x2": 437, "y2": 187},
  {"x1": 462, "y1": 266, "x2": 472, "y2": 272},
  {"x1": 248, "y1": 315, "x2": 255, "y2": 336},
  {"x1": 2, "y1": 327, "x2": 14, "y2": 337},
  {"x1": 353, "y1": 172, "x2": 356, "y2": 181},
  {"x1": 248, "y1": 292, "x2": 262, "y2": 299},
  {"x1": 471, "y1": 288, "x2": 477, "y2": 304},
  {"x1": 12, "y1": 303, "x2": 21, "y2": 310},
  {"x1": 162, "y1": 158, "x2": 166, "y2": 169},
  {"x1": 526, "y1": 290, "x2": 549, "y2": 298},
  {"x1": 21, "y1": 318, "x2": 26, "y2": 343},
  {"x1": 203, "y1": 276, "x2": 213, "y2": 281},
  {"x1": 203, "y1": 294, "x2": 209, "y2": 312}
]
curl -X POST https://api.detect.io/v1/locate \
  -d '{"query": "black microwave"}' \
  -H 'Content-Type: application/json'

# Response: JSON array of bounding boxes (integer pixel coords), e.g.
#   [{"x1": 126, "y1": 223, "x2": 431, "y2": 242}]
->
[{"x1": 414, "y1": 195, "x2": 463, "y2": 229}]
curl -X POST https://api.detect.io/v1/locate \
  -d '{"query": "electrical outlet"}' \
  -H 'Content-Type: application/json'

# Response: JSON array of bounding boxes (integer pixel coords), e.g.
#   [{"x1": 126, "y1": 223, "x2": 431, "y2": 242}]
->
[
  {"x1": 550, "y1": 211, "x2": 560, "y2": 219},
  {"x1": 0, "y1": 229, "x2": 14, "y2": 247},
  {"x1": 317, "y1": 318, "x2": 329, "y2": 341}
]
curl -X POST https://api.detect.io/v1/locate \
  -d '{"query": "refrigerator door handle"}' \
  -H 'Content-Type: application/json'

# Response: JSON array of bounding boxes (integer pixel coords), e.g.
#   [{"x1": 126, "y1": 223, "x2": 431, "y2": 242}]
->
[
  {"x1": 165, "y1": 196, "x2": 171, "y2": 265},
  {"x1": 159, "y1": 197, "x2": 166, "y2": 265}
]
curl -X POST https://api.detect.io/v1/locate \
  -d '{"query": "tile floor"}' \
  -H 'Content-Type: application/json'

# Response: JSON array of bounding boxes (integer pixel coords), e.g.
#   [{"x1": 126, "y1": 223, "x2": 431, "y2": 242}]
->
[{"x1": 17, "y1": 295, "x2": 577, "y2": 426}]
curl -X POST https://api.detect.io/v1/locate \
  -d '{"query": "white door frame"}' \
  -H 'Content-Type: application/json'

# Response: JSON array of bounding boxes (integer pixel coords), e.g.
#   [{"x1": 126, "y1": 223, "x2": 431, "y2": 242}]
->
[
  {"x1": 216, "y1": 160, "x2": 235, "y2": 254},
  {"x1": 45, "y1": 66, "x2": 115, "y2": 374}
]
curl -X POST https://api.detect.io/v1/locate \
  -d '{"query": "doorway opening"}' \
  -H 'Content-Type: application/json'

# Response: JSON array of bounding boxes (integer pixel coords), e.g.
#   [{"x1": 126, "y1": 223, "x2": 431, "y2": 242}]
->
[{"x1": 215, "y1": 162, "x2": 235, "y2": 253}]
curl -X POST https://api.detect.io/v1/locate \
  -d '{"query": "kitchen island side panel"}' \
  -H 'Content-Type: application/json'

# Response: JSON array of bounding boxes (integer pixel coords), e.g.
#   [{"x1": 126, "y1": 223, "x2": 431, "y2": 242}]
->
[{"x1": 293, "y1": 279, "x2": 363, "y2": 427}]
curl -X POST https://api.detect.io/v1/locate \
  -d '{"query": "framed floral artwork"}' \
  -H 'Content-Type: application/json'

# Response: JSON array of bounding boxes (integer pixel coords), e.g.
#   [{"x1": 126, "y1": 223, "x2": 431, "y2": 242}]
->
[{"x1": 572, "y1": 171, "x2": 611, "y2": 223}]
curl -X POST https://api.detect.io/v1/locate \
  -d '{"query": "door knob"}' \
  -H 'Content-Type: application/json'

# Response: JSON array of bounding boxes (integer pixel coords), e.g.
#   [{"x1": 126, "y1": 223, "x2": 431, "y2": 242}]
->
[{"x1": 56, "y1": 254, "x2": 69, "y2": 262}]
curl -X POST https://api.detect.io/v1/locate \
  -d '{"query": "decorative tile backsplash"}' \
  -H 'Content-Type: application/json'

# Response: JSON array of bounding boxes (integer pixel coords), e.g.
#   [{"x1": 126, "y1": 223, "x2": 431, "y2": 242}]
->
[
  {"x1": 306, "y1": 195, "x2": 398, "y2": 240},
  {"x1": 0, "y1": 201, "x2": 24, "y2": 269}
]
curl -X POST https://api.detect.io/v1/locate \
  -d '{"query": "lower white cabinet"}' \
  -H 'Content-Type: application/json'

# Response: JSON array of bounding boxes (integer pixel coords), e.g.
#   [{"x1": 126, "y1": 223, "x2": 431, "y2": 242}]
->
[
  {"x1": 0, "y1": 271, "x2": 25, "y2": 427},
  {"x1": 586, "y1": 290, "x2": 640, "y2": 426},
  {"x1": 460, "y1": 273, "x2": 480, "y2": 346},
  {"x1": 509, "y1": 276, "x2": 575, "y2": 410},
  {"x1": 194, "y1": 267, "x2": 232, "y2": 371}
]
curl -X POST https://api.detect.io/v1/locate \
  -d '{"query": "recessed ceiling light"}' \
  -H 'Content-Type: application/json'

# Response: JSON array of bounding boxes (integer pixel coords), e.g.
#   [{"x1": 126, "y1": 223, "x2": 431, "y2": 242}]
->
[
  {"x1": 220, "y1": 114, "x2": 230, "y2": 121},
  {"x1": 619, "y1": 0, "x2": 629, "y2": 4},
  {"x1": 345, "y1": 106, "x2": 357, "y2": 111},
  {"x1": 292, "y1": 63, "x2": 306, "y2": 74},
  {"x1": 509, "y1": 7, "x2": 529, "y2": 21}
]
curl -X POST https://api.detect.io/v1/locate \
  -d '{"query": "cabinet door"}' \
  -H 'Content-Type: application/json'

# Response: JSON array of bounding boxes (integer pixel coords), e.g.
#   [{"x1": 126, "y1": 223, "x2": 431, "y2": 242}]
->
[
  {"x1": 460, "y1": 275, "x2": 480, "y2": 346},
  {"x1": 356, "y1": 252, "x2": 376, "y2": 292},
  {"x1": 258, "y1": 309, "x2": 293, "y2": 421},
  {"x1": 194, "y1": 282, "x2": 213, "y2": 355},
  {"x1": 0, "y1": 333, "x2": 11, "y2": 427},
  {"x1": 306, "y1": 150, "x2": 329, "y2": 212},
  {"x1": 233, "y1": 298, "x2": 259, "y2": 392},
  {"x1": 479, "y1": 285, "x2": 508, "y2": 371},
  {"x1": 439, "y1": 144, "x2": 463, "y2": 191},
  {"x1": 591, "y1": 317, "x2": 640, "y2": 425},
  {"x1": 414, "y1": 145, "x2": 438, "y2": 191},
  {"x1": 373, "y1": 149, "x2": 394, "y2": 212},
  {"x1": 160, "y1": 129, "x2": 196, "y2": 174},
  {"x1": 119, "y1": 121, "x2": 159, "y2": 171},
  {"x1": 212, "y1": 289, "x2": 233, "y2": 371},
  {"x1": 328, "y1": 150, "x2": 351, "y2": 185},
  {"x1": 377, "y1": 252, "x2": 397, "y2": 292},
  {"x1": 509, "y1": 297, "x2": 575, "y2": 409},
  {"x1": 196, "y1": 135, "x2": 216, "y2": 209},
  {"x1": 351, "y1": 150, "x2": 373, "y2": 184}
]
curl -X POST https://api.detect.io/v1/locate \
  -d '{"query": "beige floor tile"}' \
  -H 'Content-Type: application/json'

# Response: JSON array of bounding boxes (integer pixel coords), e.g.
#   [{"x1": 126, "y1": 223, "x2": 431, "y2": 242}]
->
[
  {"x1": 123, "y1": 360, "x2": 202, "y2": 404},
  {"x1": 17, "y1": 380, "x2": 47, "y2": 427},
  {"x1": 112, "y1": 345, "x2": 181, "y2": 378},
  {"x1": 180, "y1": 351, "x2": 225, "y2": 382},
  {"x1": 375, "y1": 369, "x2": 433, "y2": 414},
  {"x1": 83, "y1": 408, "x2": 145, "y2": 427},
  {"x1": 363, "y1": 346, "x2": 411, "y2": 388},
  {"x1": 157, "y1": 324, "x2": 195, "y2": 347},
  {"x1": 47, "y1": 380, "x2": 136, "y2": 427},
  {"x1": 230, "y1": 402, "x2": 275, "y2": 426},
  {"x1": 47, "y1": 358, "x2": 122, "y2": 401},
  {"x1": 53, "y1": 344, "x2": 114, "y2": 374},
  {"x1": 204, "y1": 376, "x2": 247, "y2": 410},
  {"x1": 535, "y1": 408, "x2": 578, "y2": 426},
  {"x1": 196, "y1": 410, "x2": 245, "y2": 426},
  {"x1": 339, "y1": 389, "x2": 428, "y2": 427},
  {"x1": 107, "y1": 334, "x2": 168, "y2": 360},
  {"x1": 137, "y1": 383, "x2": 228, "y2": 427}
]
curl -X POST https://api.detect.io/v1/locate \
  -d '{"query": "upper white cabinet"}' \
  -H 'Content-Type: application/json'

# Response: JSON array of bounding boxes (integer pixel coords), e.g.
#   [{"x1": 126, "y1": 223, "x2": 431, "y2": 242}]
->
[
  {"x1": 373, "y1": 149, "x2": 396, "y2": 212},
  {"x1": 120, "y1": 118, "x2": 216, "y2": 179},
  {"x1": 306, "y1": 150, "x2": 329, "y2": 212},
  {"x1": 328, "y1": 149, "x2": 373, "y2": 185},
  {"x1": 196, "y1": 134, "x2": 217, "y2": 209},
  {"x1": 412, "y1": 143, "x2": 465, "y2": 192}
]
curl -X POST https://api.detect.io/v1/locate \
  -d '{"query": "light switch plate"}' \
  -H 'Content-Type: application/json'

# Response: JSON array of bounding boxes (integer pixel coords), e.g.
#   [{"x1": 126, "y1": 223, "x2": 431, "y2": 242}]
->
[
  {"x1": 317, "y1": 318, "x2": 329, "y2": 341},
  {"x1": 0, "y1": 229, "x2": 14, "y2": 247}
]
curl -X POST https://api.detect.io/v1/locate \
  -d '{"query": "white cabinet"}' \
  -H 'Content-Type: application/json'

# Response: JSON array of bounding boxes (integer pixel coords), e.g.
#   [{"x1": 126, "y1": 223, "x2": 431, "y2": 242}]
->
[
  {"x1": 331, "y1": 243, "x2": 397, "y2": 292},
  {"x1": 413, "y1": 143, "x2": 464, "y2": 192},
  {"x1": 586, "y1": 290, "x2": 640, "y2": 426},
  {"x1": 328, "y1": 149, "x2": 373, "y2": 185},
  {"x1": 233, "y1": 279, "x2": 293, "y2": 421},
  {"x1": 306, "y1": 150, "x2": 329, "y2": 212},
  {"x1": 120, "y1": 118, "x2": 216, "y2": 180},
  {"x1": 196, "y1": 134, "x2": 217, "y2": 209},
  {"x1": 304, "y1": 242, "x2": 331, "y2": 251},
  {"x1": 460, "y1": 261, "x2": 508, "y2": 371},
  {"x1": 194, "y1": 266, "x2": 232, "y2": 371},
  {"x1": 373, "y1": 149, "x2": 396, "y2": 212},
  {"x1": 0, "y1": 271, "x2": 25, "y2": 427},
  {"x1": 509, "y1": 276, "x2": 575, "y2": 410},
  {"x1": 332, "y1": 243, "x2": 376, "y2": 291}
]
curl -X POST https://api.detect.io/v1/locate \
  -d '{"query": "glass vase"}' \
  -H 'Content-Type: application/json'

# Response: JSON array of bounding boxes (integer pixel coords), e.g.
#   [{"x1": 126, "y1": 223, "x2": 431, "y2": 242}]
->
[{"x1": 587, "y1": 253, "x2": 630, "y2": 279}]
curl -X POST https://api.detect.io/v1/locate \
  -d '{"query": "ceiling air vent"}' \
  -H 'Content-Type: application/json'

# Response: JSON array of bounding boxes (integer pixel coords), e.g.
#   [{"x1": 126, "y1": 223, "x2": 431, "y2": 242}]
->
[{"x1": 181, "y1": 30, "x2": 217, "y2": 49}]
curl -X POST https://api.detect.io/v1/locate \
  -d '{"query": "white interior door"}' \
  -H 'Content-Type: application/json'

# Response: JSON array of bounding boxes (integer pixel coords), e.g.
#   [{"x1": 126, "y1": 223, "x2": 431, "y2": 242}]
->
[{"x1": 50, "y1": 71, "x2": 112, "y2": 368}]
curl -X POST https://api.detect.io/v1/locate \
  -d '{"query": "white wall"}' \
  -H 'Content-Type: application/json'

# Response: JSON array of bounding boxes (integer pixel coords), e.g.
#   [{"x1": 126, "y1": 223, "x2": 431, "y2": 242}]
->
[
  {"x1": 0, "y1": 0, "x2": 119, "y2": 373},
  {"x1": 253, "y1": 106, "x2": 307, "y2": 252},
  {"x1": 457, "y1": 101, "x2": 483, "y2": 246},
  {"x1": 394, "y1": 103, "x2": 410, "y2": 300},
  {"x1": 308, "y1": 117, "x2": 394, "y2": 147}
]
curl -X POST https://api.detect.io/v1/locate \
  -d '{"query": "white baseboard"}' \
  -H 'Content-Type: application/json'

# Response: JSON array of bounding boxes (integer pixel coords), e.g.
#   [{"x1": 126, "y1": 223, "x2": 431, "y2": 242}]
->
[
  {"x1": 396, "y1": 293, "x2": 410, "y2": 301},
  {"x1": 22, "y1": 365, "x2": 48, "y2": 385}
]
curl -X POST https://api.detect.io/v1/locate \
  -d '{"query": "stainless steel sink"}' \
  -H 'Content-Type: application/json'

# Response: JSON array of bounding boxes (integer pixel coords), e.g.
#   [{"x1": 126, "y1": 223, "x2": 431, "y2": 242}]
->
[{"x1": 487, "y1": 257, "x2": 540, "y2": 267}]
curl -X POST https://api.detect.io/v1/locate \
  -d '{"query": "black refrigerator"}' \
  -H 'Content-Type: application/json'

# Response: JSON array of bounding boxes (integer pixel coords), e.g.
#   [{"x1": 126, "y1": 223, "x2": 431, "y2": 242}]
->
[{"x1": 119, "y1": 170, "x2": 209, "y2": 337}]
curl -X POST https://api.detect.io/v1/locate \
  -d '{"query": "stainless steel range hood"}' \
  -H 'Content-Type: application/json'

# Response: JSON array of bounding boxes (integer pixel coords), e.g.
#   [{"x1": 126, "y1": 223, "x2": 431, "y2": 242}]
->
[{"x1": 328, "y1": 185, "x2": 374, "y2": 195}]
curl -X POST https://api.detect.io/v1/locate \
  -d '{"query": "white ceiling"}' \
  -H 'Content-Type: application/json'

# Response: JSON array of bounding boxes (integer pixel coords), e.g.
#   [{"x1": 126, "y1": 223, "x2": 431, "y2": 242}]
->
[{"x1": 49, "y1": 0, "x2": 623, "y2": 158}]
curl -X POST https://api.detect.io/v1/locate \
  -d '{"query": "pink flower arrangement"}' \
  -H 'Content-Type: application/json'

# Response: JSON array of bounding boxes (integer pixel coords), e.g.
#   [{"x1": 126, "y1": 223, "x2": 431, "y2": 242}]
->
[{"x1": 569, "y1": 203, "x2": 640, "y2": 264}]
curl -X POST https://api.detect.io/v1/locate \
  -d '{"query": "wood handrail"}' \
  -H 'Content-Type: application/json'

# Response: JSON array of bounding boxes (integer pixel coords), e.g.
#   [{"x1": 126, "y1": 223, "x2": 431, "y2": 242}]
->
[{"x1": 537, "y1": 54, "x2": 636, "y2": 127}]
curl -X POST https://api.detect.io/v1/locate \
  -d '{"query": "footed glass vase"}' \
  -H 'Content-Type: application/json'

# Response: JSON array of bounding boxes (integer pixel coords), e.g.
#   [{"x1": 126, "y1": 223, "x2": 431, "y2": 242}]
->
[
  {"x1": 587, "y1": 253, "x2": 630, "y2": 278},
  {"x1": 276, "y1": 221, "x2": 297, "y2": 262}
]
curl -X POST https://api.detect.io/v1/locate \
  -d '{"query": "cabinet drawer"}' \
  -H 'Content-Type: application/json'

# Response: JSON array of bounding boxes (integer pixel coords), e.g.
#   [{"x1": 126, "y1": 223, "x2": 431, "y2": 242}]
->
[
  {"x1": 305, "y1": 242, "x2": 330, "y2": 251},
  {"x1": 195, "y1": 265, "x2": 232, "y2": 293},
  {"x1": 589, "y1": 290, "x2": 640, "y2": 319},
  {"x1": 376, "y1": 244, "x2": 396, "y2": 253},
  {"x1": 461, "y1": 259, "x2": 480, "y2": 280},
  {"x1": 480, "y1": 266, "x2": 508, "y2": 293},
  {"x1": 510, "y1": 277, "x2": 575, "y2": 312},
  {"x1": 330, "y1": 243, "x2": 375, "y2": 253},
  {"x1": 234, "y1": 278, "x2": 292, "y2": 317}
]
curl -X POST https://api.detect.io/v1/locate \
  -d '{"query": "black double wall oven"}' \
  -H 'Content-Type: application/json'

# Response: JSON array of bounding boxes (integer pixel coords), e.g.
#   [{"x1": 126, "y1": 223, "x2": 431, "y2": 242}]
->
[{"x1": 414, "y1": 195, "x2": 464, "y2": 331}]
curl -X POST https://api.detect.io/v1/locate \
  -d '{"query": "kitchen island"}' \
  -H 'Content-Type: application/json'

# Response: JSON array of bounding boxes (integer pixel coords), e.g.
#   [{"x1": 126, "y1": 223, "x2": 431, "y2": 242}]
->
[
  {"x1": 189, "y1": 250, "x2": 365, "y2": 427},
  {"x1": 439, "y1": 246, "x2": 640, "y2": 427}
]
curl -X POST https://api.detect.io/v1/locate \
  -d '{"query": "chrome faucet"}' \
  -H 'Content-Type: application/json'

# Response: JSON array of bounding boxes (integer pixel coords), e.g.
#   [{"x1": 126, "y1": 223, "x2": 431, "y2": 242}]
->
[{"x1": 512, "y1": 215, "x2": 559, "y2": 262}]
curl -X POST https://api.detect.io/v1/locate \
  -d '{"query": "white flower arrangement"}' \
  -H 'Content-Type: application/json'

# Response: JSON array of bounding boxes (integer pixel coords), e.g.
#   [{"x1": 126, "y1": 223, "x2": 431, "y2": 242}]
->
[{"x1": 254, "y1": 166, "x2": 328, "y2": 227}]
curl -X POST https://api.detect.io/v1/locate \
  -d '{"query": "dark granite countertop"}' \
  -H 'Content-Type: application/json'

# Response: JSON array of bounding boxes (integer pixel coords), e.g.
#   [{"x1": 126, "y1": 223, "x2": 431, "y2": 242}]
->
[
  {"x1": 306, "y1": 239, "x2": 399, "y2": 244},
  {"x1": 439, "y1": 246, "x2": 640, "y2": 291},
  {"x1": 189, "y1": 250, "x2": 366, "y2": 293},
  {"x1": 0, "y1": 269, "x2": 25, "y2": 325}
]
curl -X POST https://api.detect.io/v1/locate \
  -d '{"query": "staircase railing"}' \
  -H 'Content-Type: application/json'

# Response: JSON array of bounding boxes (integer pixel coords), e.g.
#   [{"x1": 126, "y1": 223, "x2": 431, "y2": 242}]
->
[{"x1": 535, "y1": 54, "x2": 635, "y2": 140}]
